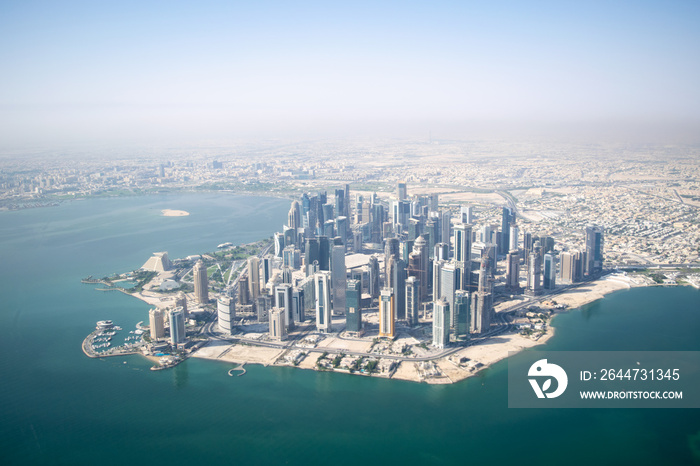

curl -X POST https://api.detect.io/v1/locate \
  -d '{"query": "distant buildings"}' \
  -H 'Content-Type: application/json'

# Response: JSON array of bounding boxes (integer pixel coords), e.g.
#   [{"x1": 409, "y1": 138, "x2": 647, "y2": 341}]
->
[{"x1": 397, "y1": 181, "x2": 407, "y2": 201}]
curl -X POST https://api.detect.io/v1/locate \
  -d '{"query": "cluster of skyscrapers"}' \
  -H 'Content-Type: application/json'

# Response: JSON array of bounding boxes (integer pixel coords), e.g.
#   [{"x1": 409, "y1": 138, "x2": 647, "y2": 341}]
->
[{"x1": 167, "y1": 182, "x2": 605, "y2": 351}]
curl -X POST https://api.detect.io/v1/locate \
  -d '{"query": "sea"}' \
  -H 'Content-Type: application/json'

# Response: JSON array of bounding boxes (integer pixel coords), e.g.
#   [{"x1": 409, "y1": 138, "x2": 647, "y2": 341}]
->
[{"x1": 0, "y1": 193, "x2": 698, "y2": 466}]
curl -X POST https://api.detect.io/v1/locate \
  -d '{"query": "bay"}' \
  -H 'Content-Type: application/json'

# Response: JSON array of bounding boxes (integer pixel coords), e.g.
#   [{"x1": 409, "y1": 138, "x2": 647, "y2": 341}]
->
[{"x1": 0, "y1": 193, "x2": 698, "y2": 466}]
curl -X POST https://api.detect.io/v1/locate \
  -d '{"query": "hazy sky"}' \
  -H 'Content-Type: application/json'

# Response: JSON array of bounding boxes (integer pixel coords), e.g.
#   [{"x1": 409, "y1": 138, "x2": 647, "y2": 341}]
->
[{"x1": 1, "y1": 0, "x2": 699, "y2": 147}]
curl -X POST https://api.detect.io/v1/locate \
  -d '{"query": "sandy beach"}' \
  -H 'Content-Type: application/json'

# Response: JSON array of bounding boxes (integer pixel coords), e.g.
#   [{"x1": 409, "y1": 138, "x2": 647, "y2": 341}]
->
[
  {"x1": 162, "y1": 209, "x2": 190, "y2": 217},
  {"x1": 136, "y1": 271, "x2": 649, "y2": 383},
  {"x1": 550, "y1": 275, "x2": 633, "y2": 309}
]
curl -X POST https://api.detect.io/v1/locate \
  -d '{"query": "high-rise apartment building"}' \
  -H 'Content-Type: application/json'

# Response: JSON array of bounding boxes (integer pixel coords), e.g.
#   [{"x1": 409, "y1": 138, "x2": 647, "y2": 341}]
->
[
  {"x1": 379, "y1": 288, "x2": 395, "y2": 338},
  {"x1": 405, "y1": 276, "x2": 420, "y2": 326},
  {"x1": 193, "y1": 260, "x2": 209, "y2": 304},
  {"x1": 543, "y1": 253, "x2": 556, "y2": 290},
  {"x1": 314, "y1": 272, "x2": 332, "y2": 333},
  {"x1": 345, "y1": 279, "x2": 363, "y2": 334},
  {"x1": 585, "y1": 226, "x2": 604, "y2": 277},
  {"x1": 432, "y1": 298, "x2": 449, "y2": 349},
  {"x1": 248, "y1": 257, "x2": 260, "y2": 300},
  {"x1": 269, "y1": 307, "x2": 287, "y2": 341},
  {"x1": 217, "y1": 296, "x2": 235, "y2": 334},
  {"x1": 169, "y1": 308, "x2": 186, "y2": 345},
  {"x1": 149, "y1": 308, "x2": 165, "y2": 340}
]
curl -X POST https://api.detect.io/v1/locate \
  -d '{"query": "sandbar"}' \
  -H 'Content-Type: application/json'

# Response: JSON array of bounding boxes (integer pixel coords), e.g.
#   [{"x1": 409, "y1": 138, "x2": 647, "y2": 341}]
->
[{"x1": 162, "y1": 209, "x2": 190, "y2": 217}]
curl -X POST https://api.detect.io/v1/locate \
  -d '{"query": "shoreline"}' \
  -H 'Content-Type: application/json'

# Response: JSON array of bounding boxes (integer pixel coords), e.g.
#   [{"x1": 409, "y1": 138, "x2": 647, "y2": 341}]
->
[
  {"x1": 84, "y1": 233, "x2": 697, "y2": 384},
  {"x1": 189, "y1": 275, "x2": 649, "y2": 384}
]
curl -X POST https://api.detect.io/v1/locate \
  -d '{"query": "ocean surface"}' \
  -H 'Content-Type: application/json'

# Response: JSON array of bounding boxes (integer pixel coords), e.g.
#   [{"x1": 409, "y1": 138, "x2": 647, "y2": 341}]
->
[{"x1": 0, "y1": 193, "x2": 698, "y2": 466}]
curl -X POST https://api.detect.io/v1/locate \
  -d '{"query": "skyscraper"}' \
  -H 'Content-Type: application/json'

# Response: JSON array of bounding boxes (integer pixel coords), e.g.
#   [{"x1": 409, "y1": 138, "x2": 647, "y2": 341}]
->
[
  {"x1": 169, "y1": 308, "x2": 186, "y2": 345},
  {"x1": 405, "y1": 276, "x2": 420, "y2": 326},
  {"x1": 585, "y1": 226, "x2": 604, "y2": 277},
  {"x1": 384, "y1": 237, "x2": 400, "y2": 277},
  {"x1": 387, "y1": 256, "x2": 406, "y2": 320},
  {"x1": 149, "y1": 308, "x2": 165, "y2": 340},
  {"x1": 291, "y1": 287, "x2": 305, "y2": 323},
  {"x1": 345, "y1": 279, "x2": 363, "y2": 334},
  {"x1": 543, "y1": 253, "x2": 556, "y2": 290},
  {"x1": 314, "y1": 272, "x2": 332, "y2": 333},
  {"x1": 193, "y1": 260, "x2": 209, "y2": 304},
  {"x1": 217, "y1": 296, "x2": 235, "y2": 334},
  {"x1": 331, "y1": 244, "x2": 346, "y2": 315},
  {"x1": 460, "y1": 205, "x2": 473, "y2": 224},
  {"x1": 275, "y1": 283, "x2": 293, "y2": 330},
  {"x1": 175, "y1": 293, "x2": 188, "y2": 319},
  {"x1": 368, "y1": 255, "x2": 380, "y2": 299},
  {"x1": 454, "y1": 290, "x2": 470, "y2": 339},
  {"x1": 371, "y1": 204, "x2": 384, "y2": 243},
  {"x1": 509, "y1": 225, "x2": 519, "y2": 252},
  {"x1": 318, "y1": 235, "x2": 330, "y2": 271},
  {"x1": 506, "y1": 250, "x2": 520, "y2": 291},
  {"x1": 304, "y1": 237, "x2": 319, "y2": 276},
  {"x1": 288, "y1": 200, "x2": 301, "y2": 229},
  {"x1": 413, "y1": 235, "x2": 429, "y2": 300},
  {"x1": 256, "y1": 294, "x2": 271, "y2": 322},
  {"x1": 269, "y1": 307, "x2": 287, "y2": 341},
  {"x1": 335, "y1": 216, "x2": 348, "y2": 244},
  {"x1": 434, "y1": 242, "x2": 449, "y2": 261},
  {"x1": 274, "y1": 233, "x2": 285, "y2": 257},
  {"x1": 397, "y1": 182, "x2": 407, "y2": 201},
  {"x1": 263, "y1": 255, "x2": 273, "y2": 288},
  {"x1": 239, "y1": 276, "x2": 250, "y2": 305},
  {"x1": 432, "y1": 298, "x2": 449, "y2": 349},
  {"x1": 439, "y1": 262, "x2": 457, "y2": 330},
  {"x1": 501, "y1": 207, "x2": 515, "y2": 257},
  {"x1": 471, "y1": 254, "x2": 493, "y2": 334},
  {"x1": 560, "y1": 250, "x2": 583, "y2": 284},
  {"x1": 379, "y1": 288, "x2": 395, "y2": 338},
  {"x1": 248, "y1": 257, "x2": 260, "y2": 300},
  {"x1": 453, "y1": 223, "x2": 472, "y2": 290},
  {"x1": 470, "y1": 292, "x2": 492, "y2": 335},
  {"x1": 526, "y1": 244, "x2": 543, "y2": 297}
]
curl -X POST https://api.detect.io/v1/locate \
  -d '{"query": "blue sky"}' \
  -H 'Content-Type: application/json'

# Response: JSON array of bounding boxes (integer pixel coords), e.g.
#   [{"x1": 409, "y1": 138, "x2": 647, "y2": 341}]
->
[{"x1": 1, "y1": 0, "x2": 699, "y2": 147}]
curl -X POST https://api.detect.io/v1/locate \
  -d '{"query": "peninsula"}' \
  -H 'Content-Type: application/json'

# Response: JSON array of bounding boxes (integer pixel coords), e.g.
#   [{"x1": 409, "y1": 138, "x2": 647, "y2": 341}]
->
[{"x1": 82, "y1": 184, "x2": 700, "y2": 383}]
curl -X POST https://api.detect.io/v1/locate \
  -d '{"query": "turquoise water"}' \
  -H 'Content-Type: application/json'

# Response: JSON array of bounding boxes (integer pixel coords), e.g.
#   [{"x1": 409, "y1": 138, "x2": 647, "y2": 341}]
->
[{"x1": 0, "y1": 194, "x2": 699, "y2": 465}]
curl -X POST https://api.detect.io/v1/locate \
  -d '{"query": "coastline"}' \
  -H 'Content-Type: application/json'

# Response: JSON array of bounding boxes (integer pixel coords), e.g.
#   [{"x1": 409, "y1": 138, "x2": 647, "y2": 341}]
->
[{"x1": 189, "y1": 275, "x2": 644, "y2": 384}]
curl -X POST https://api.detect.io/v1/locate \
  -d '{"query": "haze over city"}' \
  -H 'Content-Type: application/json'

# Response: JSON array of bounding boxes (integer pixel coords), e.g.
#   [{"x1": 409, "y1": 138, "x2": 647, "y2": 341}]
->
[{"x1": 1, "y1": 0, "x2": 699, "y2": 149}]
